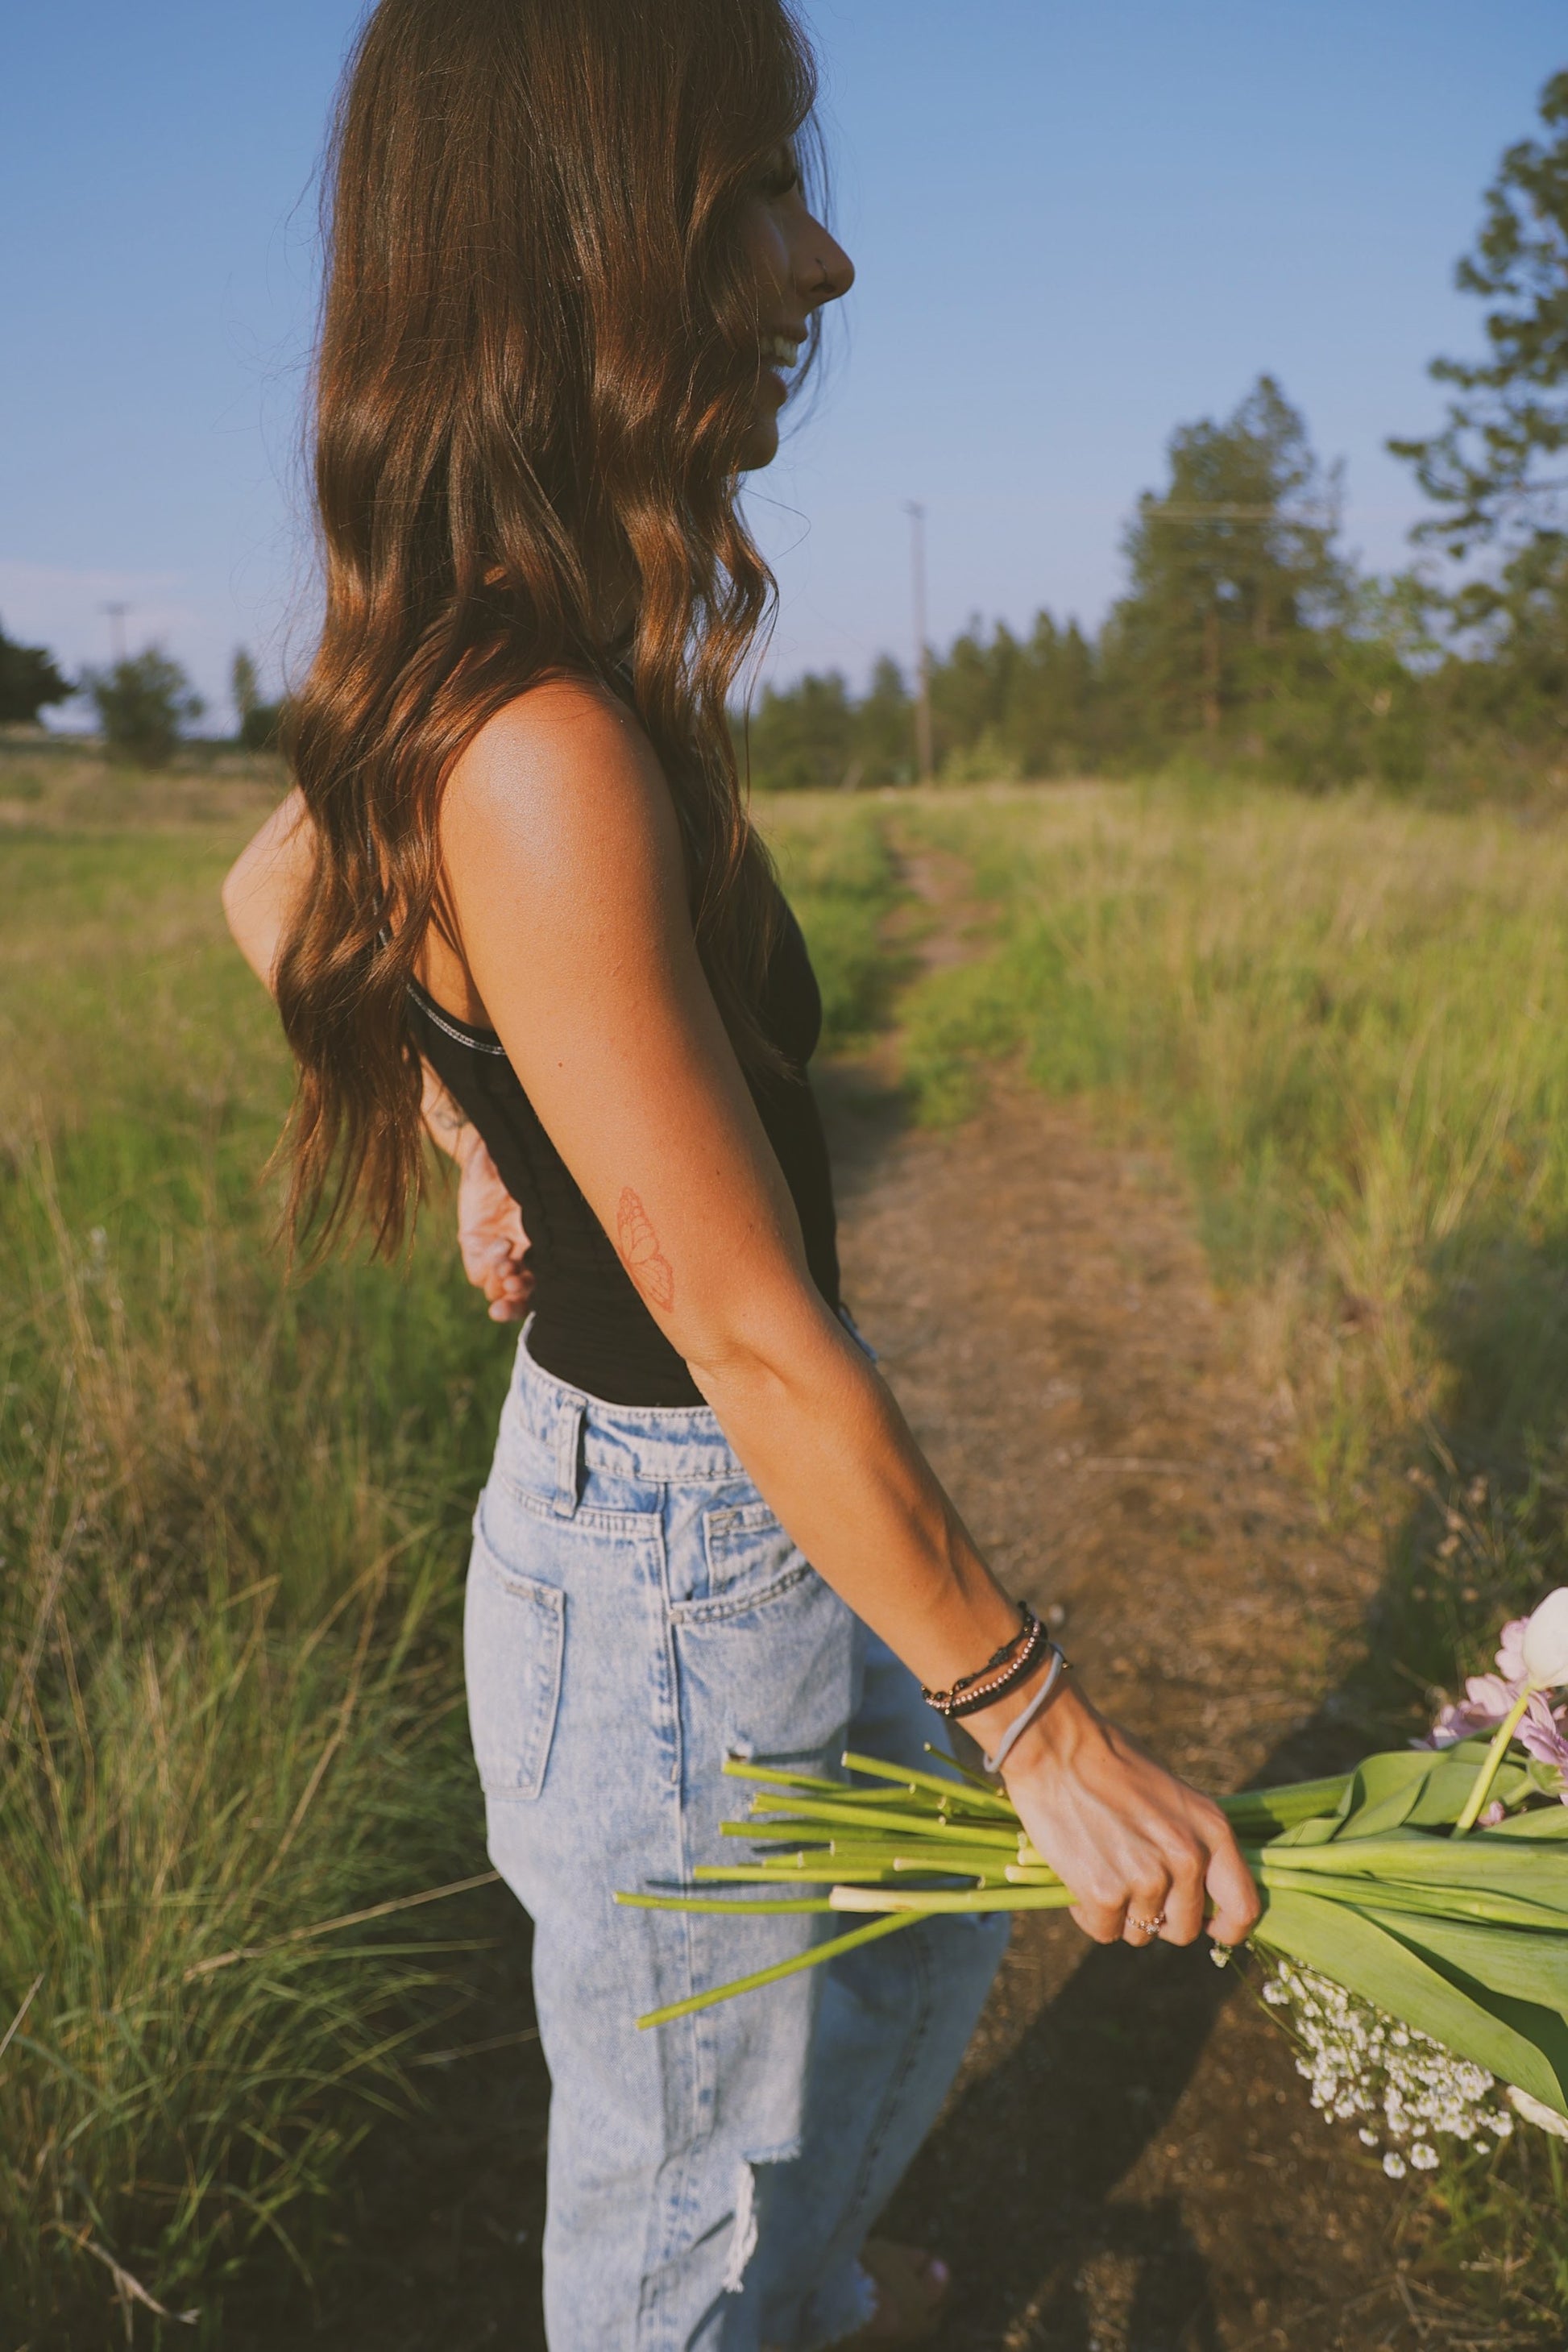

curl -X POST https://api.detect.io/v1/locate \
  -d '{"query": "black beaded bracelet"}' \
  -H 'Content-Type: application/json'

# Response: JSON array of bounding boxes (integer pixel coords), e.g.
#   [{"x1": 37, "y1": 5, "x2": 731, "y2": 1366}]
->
[
  {"x1": 947, "y1": 1614, "x2": 1052, "y2": 1719},
  {"x1": 922, "y1": 1605, "x2": 1046, "y2": 1719}
]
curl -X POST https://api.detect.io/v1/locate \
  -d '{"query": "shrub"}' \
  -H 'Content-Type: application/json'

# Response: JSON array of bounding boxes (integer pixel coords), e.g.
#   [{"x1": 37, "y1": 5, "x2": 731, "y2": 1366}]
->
[{"x1": 84, "y1": 649, "x2": 204, "y2": 769}]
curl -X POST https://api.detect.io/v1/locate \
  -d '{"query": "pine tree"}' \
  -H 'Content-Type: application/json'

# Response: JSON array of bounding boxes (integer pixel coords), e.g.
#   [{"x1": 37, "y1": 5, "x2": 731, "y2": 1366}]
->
[
  {"x1": 852, "y1": 657, "x2": 913, "y2": 785},
  {"x1": 1110, "y1": 375, "x2": 1348, "y2": 745},
  {"x1": 1388, "y1": 70, "x2": 1568, "y2": 705},
  {"x1": 740, "y1": 670, "x2": 857, "y2": 790}
]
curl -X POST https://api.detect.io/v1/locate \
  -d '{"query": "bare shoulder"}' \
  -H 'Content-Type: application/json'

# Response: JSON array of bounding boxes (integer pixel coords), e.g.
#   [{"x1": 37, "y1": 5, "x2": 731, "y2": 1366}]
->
[{"x1": 443, "y1": 674, "x2": 680, "y2": 888}]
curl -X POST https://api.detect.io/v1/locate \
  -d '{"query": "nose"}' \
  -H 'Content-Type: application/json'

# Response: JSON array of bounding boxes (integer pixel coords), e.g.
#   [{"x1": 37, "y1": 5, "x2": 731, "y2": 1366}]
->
[{"x1": 806, "y1": 220, "x2": 854, "y2": 305}]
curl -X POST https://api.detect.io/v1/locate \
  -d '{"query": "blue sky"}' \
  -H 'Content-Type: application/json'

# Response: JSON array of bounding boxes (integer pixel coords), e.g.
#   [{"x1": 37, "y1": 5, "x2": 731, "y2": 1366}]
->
[{"x1": 2, "y1": 2, "x2": 1563, "y2": 726}]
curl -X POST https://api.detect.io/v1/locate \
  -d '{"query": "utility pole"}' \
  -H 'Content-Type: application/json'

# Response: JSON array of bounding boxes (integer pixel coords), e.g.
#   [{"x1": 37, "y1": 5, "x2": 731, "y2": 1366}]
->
[
  {"x1": 101, "y1": 602, "x2": 130, "y2": 665},
  {"x1": 903, "y1": 501, "x2": 933, "y2": 782}
]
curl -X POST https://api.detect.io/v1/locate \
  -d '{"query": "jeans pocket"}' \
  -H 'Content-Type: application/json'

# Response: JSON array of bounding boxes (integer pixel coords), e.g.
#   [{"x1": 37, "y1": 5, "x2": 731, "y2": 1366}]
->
[
  {"x1": 687, "y1": 1499, "x2": 812, "y2": 1624},
  {"x1": 463, "y1": 1524, "x2": 565, "y2": 1800}
]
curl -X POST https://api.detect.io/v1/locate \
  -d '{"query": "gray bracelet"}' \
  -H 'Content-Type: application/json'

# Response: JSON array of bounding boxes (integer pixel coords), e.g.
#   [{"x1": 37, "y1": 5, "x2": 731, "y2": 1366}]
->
[{"x1": 981, "y1": 1642, "x2": 1071, "y2": 1776}]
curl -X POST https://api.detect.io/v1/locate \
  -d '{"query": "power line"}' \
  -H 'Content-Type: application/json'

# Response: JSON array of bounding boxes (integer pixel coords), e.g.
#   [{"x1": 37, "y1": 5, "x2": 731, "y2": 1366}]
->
[{"x1": 100, "y1": 601, "x2": 130, "y2": 663}]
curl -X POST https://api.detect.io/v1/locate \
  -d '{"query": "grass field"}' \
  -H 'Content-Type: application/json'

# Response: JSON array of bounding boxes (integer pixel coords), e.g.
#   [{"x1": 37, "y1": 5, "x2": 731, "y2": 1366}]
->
[{"x1": 6, "y1": 754, "x2": 1568, "y2": 2337}]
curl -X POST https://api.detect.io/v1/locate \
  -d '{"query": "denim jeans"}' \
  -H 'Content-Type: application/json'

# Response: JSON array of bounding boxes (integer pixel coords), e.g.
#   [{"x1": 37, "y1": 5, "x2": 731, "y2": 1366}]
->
[{"x1": 466, "y1": 1325, "x2": 1009, "y2": 2351}]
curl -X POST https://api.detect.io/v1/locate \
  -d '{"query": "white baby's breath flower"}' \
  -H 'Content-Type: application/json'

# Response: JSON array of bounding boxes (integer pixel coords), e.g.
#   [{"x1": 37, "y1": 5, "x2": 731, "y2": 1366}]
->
[{"x1": 1263, "y1": 1963, "x2": 1514, "y2": 2184}]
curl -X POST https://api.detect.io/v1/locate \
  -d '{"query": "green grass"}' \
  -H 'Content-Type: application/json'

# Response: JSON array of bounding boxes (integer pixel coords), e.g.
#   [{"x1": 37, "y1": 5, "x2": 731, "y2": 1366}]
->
[
  {"x1": 764, "y1": 793, "x2": 908, "y2": 1048},
  {"x1": 0, "y1": 807, "x2": 514, "y2": 2341}
]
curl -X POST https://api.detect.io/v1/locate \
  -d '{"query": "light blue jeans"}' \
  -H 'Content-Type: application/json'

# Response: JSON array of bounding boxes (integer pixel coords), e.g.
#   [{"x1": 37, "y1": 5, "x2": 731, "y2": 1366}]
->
[{"x1": 465, "y1": 1325, "x2": 1009, "y2": 2351}]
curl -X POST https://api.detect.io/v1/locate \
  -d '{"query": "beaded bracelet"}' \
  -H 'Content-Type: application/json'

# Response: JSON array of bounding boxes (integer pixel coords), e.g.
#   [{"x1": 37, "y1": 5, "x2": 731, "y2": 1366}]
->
[
  {"x1": 920, "y1": 1606, "x2": 1034, "y2": 1714},
  {"x1": 947, "y1": 1612, "x2": 1052, "y2": 1719},
  {"x1": 922, "y1": 1606, "x2": 1050, "y2": 1720}
]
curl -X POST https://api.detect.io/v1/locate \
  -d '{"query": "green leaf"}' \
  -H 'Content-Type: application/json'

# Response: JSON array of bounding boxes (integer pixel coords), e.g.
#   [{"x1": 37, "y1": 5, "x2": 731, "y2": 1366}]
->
[
  {"x1": 1485, "y1": 1805, "x2": 1568, "y2": 1840},
  {"x1": 1261, "y1": 1830, "x2": 1568, "y2": 1906},
  {"x1": 1329, "y1": 1748, "x2": 1449, "y2": 1839},
  {"x1": 1254, "y1": 1888, "x2": 1568, "y2": 2118},
  {"x1": 1267, "y1": 1815, "x2": 1346, "y2": 1848},
  {"x1": 1360, "y1": 1906, "x2": 1568, "y2": 2016},
  {"x1": 1406, "y1": 1758, "x2": 1530, "y2": 1829},
  {"x1": 1259, "y1": 1865, "x2": 1567, "y2": 1932}
]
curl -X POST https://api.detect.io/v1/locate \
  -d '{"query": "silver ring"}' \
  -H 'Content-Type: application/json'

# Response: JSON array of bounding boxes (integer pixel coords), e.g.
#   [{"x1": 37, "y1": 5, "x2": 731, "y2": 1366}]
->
[{"x1": 1127, "y1": 1912, "x2": 1167, "y2": 1937}]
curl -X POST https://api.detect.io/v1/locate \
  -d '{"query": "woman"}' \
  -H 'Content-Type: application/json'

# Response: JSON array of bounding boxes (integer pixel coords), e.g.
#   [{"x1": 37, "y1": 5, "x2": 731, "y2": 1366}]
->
[{"x1": 223, "y1": 3, "x2": 1259, "y2": 2345}]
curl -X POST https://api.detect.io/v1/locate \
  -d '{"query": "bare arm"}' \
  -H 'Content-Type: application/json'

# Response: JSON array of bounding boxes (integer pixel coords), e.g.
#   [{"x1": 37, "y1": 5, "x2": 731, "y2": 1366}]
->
[
  {"x1": 441, "y1": 683, "x2": 1259, "y2": 1948},
  {"x1": 220, "y1": 786, "x2": 313, "y2": 993},
  {"x1": 220, "y1": 790, "x2": 531, "y2": 1321}
]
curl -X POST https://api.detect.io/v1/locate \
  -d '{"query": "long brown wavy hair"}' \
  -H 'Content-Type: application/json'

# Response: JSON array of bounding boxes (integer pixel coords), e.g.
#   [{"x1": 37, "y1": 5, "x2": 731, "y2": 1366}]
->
[{"x1": 276, "y1": 0, "x2": 822, "y2": 1256}]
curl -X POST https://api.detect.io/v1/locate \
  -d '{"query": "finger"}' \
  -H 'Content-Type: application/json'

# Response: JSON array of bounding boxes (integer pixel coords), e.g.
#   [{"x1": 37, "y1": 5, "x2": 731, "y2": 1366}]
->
[
  {"x1": 1159, "y1": 1845, "x2": 1209, "y2": 1945},
  {"x1": 1204, "y1": 1838, "x2": 1263, "y2": 1950},
  {"x1": 1122, "y1": 1877, "x2": 1173, "y2": 1946},
  {"x1": 460, "y1": 1237, "x2": 506, "y2": 1285},
  {"x1": 1069, "y1": 1900, "x2": 1126, "y2": 1946}
]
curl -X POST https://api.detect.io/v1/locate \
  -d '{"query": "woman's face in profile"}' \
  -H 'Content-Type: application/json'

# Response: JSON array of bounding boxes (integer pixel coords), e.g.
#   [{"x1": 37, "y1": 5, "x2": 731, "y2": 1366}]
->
[{"x1": 736, "y1": 144, "x2": 854, "y2": 470}]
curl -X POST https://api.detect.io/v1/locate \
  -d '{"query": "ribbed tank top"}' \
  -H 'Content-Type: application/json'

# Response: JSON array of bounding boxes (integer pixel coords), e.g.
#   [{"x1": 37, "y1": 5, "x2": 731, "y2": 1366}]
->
[{"x1": 406, "y1": 895, "x2": 840, "y2": 1406}]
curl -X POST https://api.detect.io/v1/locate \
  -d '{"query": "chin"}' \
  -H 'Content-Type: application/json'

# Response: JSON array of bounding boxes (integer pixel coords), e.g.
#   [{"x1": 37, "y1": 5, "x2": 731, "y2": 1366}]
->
[{"x1": 738, "y1": 413, "x2": 781, "y2": 471}]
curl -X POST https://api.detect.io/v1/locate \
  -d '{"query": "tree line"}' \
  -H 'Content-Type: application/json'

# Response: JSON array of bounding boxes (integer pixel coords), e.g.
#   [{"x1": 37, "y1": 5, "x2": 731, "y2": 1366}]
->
[
  {"x1": 742, "y1": 71, "x2": 1568, "y2": 796},
  {"x1": 0, "y1": 630, "x2": 286, "y2": 767}
]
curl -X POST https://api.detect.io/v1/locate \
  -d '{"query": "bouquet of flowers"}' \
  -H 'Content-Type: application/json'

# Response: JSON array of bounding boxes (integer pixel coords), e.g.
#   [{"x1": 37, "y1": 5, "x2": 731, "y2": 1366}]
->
[{"x1": 619, "y1": 1591, "x2": 1568, "y2": 2167}]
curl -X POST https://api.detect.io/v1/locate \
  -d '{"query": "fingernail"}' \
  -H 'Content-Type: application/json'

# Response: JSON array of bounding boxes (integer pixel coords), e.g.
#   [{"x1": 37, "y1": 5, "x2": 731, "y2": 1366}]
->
[{"x1": 927, "y1": 2259, "x2": 950, "y2": 2288}]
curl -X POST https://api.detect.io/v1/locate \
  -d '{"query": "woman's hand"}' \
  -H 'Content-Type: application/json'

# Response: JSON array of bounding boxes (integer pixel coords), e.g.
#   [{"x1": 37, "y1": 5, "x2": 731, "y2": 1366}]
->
[
  {"x1": 456, "y1": 1136, "x2": 532, "y2": 1322},
  {"x1": 419, "y1": 1060, "x2": 532, "y2": 1322},
  {"x1": 996, "y1": 1683, "x2": 1261, "y2": 1950}
]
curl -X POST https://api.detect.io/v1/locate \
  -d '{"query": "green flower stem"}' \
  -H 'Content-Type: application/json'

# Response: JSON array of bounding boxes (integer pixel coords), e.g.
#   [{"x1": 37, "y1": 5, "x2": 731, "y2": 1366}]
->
[
  {"x1": 920, "y1": 1741, "x2": 1017, "y2": 1799},
  {"x1": 843, "y1": 1750, "x2": 1018, "y2": 1812},
  {"x1": 828, "y1": 1885, "x2": 1078, "y2": 1914},
  {"x1": 720, "y1": 1760, "x2": 861, "y2": 1797},
  {"x1": 746, "y1": 1795, "x2": 1018, "y2": 1846},
  {"x1": 889, "y1": 1848, "x2": 1025, "y2": 1873},
  {"x1": 1453, "y1": 1690, "x2": 1535, "y2": 1836},
  {"x1": 633, "y1": 1909, "x2": 921, "y2": 2029},
  {"x1": 616, "y1": 1892, "x2": 840, "y2": 1914},
  {"x1": 721, "y1": 1819, "x2": 838, "y2": 1841},
  {"x1": 1219, "y1": 1774, "x2": 1355, "y2": 1831},
  {"x1": 693, "y1": 1865, "x2": 908, "y2": 1885}
]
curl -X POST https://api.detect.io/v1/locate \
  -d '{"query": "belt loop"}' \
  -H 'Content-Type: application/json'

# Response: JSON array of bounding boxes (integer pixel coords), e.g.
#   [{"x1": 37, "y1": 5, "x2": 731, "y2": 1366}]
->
[{"x1": 552, "y1": 1395, "x2": 585, "y2": 1517}]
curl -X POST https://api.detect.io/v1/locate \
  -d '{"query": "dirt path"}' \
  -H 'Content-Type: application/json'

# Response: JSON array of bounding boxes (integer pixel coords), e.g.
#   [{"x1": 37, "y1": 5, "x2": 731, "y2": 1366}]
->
[{"x1": 822, "y1": 1059, "x2": 1420, "y2": 2350}]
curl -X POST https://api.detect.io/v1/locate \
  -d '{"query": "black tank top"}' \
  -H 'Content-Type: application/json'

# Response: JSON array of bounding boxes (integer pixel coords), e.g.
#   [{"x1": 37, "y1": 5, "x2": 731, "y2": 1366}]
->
[{"x1": 407, "y1": 895, "x2": 840, "y2": 1406}]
